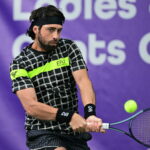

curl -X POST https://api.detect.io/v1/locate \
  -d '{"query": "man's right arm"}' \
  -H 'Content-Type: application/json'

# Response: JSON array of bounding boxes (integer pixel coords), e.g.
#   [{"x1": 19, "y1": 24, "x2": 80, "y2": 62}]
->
[
  {"x1": 16, "y1": 88, "x2": 58, "y2": 121},
  {"x1": 16, "y1": 88, "x2": 87, "y2": 132}
]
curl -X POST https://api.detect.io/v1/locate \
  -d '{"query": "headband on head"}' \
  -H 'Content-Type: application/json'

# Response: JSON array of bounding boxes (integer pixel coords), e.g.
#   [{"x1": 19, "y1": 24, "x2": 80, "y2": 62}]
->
[{"x1": 31, "y1": 16, "x2": 64, "y2": 26}]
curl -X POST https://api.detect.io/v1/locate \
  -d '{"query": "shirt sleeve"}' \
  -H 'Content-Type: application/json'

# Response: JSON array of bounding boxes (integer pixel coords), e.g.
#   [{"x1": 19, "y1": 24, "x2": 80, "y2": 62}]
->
[
  {"x1": 68, "y1": 41, "x2": 87, "y2": 72},
  {"x1": 10, "y1": 59, "x2": 34, "y2": 93}
]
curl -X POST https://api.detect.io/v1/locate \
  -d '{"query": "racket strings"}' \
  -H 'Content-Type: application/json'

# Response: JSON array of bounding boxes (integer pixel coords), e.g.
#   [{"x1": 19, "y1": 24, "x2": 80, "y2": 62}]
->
[{"x1": 130, "y1": 110, "x2": 150, "y2": 146}]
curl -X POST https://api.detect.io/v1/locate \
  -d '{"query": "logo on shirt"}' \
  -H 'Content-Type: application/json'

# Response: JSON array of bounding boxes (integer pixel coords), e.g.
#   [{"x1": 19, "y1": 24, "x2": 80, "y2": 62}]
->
[
  {"x1": 10, "y1": 70, "x2": 17, "y2": 79},
  {"x1": 57, "y1": 59, "x2": 66, "y2": 66}
]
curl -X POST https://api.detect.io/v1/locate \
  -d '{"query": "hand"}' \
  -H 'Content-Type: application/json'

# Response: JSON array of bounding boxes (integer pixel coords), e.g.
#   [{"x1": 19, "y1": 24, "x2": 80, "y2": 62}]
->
[
  {"x1": 86, "y1": 115, "x2": 106, "y2": 133},
  {"x1": 69, "y1": 113, "x2": 87, "y2": 132}
]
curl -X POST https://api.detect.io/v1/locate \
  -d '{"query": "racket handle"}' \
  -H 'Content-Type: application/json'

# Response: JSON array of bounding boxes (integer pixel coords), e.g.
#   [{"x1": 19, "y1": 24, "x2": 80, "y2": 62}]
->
[{"x1": 102, "y1": 123, "x2": 109, "y2": 129}]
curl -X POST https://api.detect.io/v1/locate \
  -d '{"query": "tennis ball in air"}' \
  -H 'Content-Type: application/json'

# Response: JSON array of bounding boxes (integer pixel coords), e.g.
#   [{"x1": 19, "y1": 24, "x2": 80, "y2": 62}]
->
[{"x1": 124, "y1": 100, "x2": 138, "y2": 113}]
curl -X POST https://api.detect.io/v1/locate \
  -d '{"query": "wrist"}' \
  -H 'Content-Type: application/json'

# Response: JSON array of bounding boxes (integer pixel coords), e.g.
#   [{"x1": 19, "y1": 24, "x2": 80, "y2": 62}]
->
[
  {"x1": 56, "y1": 109, "x2": 74, "y2": 123},
  {"x1": 84, "y1": 104, "x2": 96, "y2": 119}
]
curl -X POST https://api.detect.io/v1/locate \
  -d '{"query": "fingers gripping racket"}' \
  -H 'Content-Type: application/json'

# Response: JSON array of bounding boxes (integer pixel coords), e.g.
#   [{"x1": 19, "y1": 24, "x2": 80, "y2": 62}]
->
[{"x1": 102, "y1": 108, "x2": 150, "y2": 147}]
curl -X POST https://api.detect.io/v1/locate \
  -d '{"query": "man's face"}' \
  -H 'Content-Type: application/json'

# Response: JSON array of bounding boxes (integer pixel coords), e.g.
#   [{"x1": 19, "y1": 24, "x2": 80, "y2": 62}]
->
[{"x1": 36, "y1": 24, "x2": 63, "y2": 52}]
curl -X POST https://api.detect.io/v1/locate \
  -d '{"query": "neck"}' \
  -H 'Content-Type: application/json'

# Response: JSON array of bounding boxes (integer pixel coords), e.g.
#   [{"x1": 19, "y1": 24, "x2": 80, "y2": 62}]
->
[{"x1": 31, "y1": 41, "x2": 46, "y2": 52}]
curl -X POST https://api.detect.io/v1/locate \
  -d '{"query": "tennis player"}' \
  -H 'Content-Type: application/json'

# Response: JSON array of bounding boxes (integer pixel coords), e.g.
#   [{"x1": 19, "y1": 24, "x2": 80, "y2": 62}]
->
[{"x1": 10, "y1": 5, "x2": 105, "y2": 150}]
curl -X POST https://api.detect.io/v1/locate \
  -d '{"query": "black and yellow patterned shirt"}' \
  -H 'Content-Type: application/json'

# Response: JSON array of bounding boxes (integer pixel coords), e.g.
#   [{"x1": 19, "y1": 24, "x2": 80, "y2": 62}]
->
[{"x1": 10, "y1": 39, "x2": 87, "y2": 134}]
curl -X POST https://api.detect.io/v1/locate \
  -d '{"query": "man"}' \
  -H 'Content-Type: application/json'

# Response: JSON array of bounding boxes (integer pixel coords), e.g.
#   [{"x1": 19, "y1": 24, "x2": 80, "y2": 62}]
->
[{"x1": 10, "y1": 5, "x2": 105, "y2": 150}]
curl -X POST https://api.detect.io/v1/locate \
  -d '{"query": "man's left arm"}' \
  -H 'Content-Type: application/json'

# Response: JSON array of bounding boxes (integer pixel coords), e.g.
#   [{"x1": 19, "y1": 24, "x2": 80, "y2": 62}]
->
[{"x1": 72, "y1": 69, "x2": 105, "y2": 133}]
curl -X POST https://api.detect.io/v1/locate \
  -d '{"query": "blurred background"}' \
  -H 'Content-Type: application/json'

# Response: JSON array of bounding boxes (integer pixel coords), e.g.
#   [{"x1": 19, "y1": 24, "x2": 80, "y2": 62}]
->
[{"x1": 0, "y1": 0, "x2": 150, "y2": 149}]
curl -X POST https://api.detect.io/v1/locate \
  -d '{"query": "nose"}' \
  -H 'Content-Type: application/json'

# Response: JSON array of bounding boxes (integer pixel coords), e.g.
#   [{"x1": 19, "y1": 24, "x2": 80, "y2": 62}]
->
[{"x1": 52, "y1": 30, "x2": 59, "y2": 40}]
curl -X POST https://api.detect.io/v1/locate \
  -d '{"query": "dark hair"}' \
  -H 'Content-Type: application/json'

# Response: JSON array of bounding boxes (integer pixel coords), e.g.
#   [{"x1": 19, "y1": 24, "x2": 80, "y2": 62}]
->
[{"x1": 26, "y1": 5, "x2": 65, "y2": 40}]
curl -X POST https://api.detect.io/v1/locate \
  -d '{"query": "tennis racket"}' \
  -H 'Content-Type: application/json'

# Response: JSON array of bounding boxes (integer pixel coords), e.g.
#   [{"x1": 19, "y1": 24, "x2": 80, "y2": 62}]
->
[{"x1": 102, "y1": 108, "x2": 150, "y2": 147}]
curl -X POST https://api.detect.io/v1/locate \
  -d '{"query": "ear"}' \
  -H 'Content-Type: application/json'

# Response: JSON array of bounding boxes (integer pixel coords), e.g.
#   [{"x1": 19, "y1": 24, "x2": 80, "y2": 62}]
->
[{"x1": 32, "y1": 26, "x2": 39, "y2": 34}]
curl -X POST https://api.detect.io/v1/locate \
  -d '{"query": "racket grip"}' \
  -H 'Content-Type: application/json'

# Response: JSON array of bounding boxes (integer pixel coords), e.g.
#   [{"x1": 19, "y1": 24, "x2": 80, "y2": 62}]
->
[{"x1": 102, "y1": 123, "x2": 109, "y2": 129}]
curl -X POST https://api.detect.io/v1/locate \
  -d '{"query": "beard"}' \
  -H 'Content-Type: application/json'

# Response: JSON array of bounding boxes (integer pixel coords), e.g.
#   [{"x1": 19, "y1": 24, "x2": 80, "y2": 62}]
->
[{"x1": 38, "y1": 33, "x2": 58, "y2": 52}]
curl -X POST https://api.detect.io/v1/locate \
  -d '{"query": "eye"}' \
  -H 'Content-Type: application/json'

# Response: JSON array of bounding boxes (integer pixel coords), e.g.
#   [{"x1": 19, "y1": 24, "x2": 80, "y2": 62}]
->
[
  {"x1": 58, "y1": 28, "x2": 62, "y2": 33},
  {"x1": 48, "y1": 28, "x2": 55, "y2": 32}
]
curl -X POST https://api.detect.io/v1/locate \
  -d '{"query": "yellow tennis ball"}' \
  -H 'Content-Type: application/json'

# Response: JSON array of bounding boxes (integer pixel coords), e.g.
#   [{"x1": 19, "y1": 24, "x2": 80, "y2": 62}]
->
[{"x1": 124, "y1": 100, "x2": 138, "y2": 113}]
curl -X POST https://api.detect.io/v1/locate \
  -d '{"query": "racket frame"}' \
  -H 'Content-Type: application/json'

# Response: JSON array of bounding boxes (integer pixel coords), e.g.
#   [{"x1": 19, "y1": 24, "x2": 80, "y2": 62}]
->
[{"x1": 102, "y1": 108, "x2": 150, "y2": 147}]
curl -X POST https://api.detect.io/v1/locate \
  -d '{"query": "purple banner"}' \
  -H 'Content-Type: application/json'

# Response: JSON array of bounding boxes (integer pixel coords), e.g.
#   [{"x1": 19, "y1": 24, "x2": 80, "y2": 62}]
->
[{"x1": 1, "y1": 0, "x2": 150, "y2": 150}]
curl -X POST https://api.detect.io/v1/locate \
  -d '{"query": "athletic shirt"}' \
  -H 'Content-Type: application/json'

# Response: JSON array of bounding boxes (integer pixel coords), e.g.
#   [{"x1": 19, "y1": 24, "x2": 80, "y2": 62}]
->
[{"x1": 10, "y1": 39, "x2": 87, "y2": 134}]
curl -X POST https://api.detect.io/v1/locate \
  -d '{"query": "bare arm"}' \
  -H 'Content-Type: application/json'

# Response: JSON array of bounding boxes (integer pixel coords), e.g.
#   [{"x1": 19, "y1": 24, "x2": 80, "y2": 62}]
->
[
  {"x1": 72, "y1": 69, "x2": 96, "y2": 106},
  {"x1": 16, "y1": 88, "x2": 58, "y2": 120},
  {"x1": 17, "y1": 88, "x2": 87, "y2": 132},
  {"x1": 72, "y1": 69, "x2": 105, "y2": 133}
]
